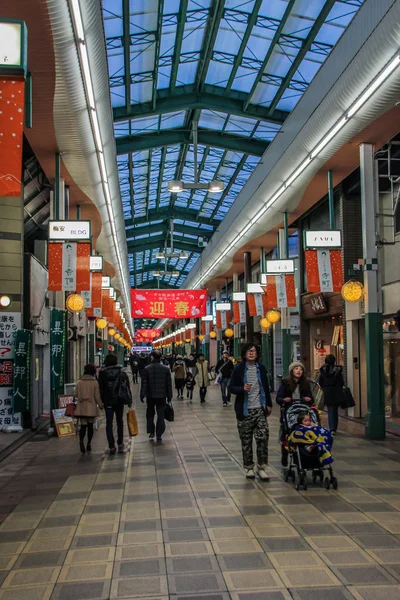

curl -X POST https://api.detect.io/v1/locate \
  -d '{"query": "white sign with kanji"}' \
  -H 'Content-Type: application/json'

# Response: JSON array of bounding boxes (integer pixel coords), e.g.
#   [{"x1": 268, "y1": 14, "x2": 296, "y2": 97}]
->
[{"x1": 0, "y1": 313, "x2": 21, "y2": 358}]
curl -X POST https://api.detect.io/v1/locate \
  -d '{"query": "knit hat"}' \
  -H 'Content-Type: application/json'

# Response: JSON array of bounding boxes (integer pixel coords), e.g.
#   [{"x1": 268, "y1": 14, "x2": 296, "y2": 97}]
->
[{"x1": 289, "y1": 361, "x2": 305, "y2": 374}]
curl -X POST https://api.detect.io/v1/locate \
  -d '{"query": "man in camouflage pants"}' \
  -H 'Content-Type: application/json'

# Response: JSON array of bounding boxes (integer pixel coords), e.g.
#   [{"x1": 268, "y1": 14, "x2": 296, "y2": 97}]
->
[{"x1": 237, "y1": 406, "x2": 269, "y2": 472}]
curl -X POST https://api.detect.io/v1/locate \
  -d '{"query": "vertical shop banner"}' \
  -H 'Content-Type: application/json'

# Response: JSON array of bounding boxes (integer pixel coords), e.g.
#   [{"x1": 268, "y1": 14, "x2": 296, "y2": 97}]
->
[
  {"x1": 216, "y1": 312, "x2": 222, "y2": 330},
  {"x1": 254, "y1": 294, "x2": 264, "y2": 317},
  {"x1": 87, "y1": 271, "x2": 102, "y2": 317},
  {"x1": 0, "y1": 79, "x2": 25, "y2": 197},
  {"x1": 262, "y1": 275, "x2": 296, "y2": 308},
  {"x1": 305, "y1": 250, "x2": 343, "y2": 293},
  {"x1": 0, "y1": 313, "x2": 22, "y2": 428},
  {"x1": 81, "y1": 272, "x2": 92, "y2": 309},
  {"x1": 50, "y1": 309, "x2": 66, "y2": 410},
  {"x1": 48, "y1": 242, "x2": 91, "y2": 292},
  {"x1": 131, "y1": 289, "x2": 207, "y2": 318},
  {"x1": 238, "y1": 301, "x2": 246, "y2": 323},
  {"x1": 12, "y1": 330, "x2": 32, "y2": 415},
  {"x1": 247, "y1": 294, "x2": 257, "y2": 317}
]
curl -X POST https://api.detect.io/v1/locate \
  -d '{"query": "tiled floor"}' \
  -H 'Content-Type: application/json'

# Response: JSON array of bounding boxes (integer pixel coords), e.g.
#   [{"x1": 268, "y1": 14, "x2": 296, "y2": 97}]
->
[{"x1": 1, "y1": 384, "x2": 400, "y2": 599}]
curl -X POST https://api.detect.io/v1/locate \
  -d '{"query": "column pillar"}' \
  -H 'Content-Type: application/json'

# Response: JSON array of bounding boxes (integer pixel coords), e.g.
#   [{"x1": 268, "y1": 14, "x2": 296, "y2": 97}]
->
[
  {"x1": 360, "y1": 143, "x2": 385, "y2": 440},
  {"x1": 244, "y1": 252, "x2": 254, "y2": 341},
  {"x1": 279, "y1": 217, "x2": 291, "y2": 377},
  {"x1": 216, "y1": 290, "x2": 222, "y2": 360},
  {"x1": 88, "y1": 320, "x2": 95, "y2": 364},
  {"x1": 233, "y1": 273, "x2": 241, "y2": 358}
]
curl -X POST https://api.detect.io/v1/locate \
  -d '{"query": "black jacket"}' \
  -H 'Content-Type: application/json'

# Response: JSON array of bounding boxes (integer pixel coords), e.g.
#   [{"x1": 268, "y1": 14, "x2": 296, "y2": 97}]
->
[
  {"x1": 229, "y1": 361, "x2": 272, "y2": 421},
  {"x1": 140, "y1": 362, "x2": 173, "y2": 401},
  {"x1": 276, "y1": 378, "x2": 313, "y2": 406},
  {"x1": 98, "y1": 365, "x2": 129, "y2": 407},
  {"x1": 129, "y1": 354, "x2": 140, "y2": 373},
  {"x1": 318, "y1": 365, "x2": 344, "y2": 406},
  {"x1": 215, "y1": 358, "x2": 234, "y2": 379}
]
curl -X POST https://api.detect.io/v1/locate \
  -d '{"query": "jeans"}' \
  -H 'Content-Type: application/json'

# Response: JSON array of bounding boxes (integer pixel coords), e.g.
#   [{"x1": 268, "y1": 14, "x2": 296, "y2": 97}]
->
[
  {"x1": 220, "y1": 377, "x2": 231, "y2": 404},
  {"x1": 146, "y1": 398, "x2": 166, "y2": 439},
  {"x1": 105, "y1": 405, "x2": 124, "y2": 449},
  {"x1": 327, "y1": 404, "x2": 339, "y2": 432},
  {"x1": 199, "y1": 387, "x2": 207, "y2": 403},
  {"x1": 186, "y1": 388, "x2": 193, "y2": 400},
  {"x1": 237, "y1": 407, "x2": 269, "y2": 469}
]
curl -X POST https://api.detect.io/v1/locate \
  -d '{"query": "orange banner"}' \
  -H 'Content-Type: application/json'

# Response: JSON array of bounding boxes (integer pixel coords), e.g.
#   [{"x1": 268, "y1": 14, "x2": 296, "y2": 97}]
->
[
  {"x1": 247, "y1": 294, "x2": 257, "y2": 317},
  {"x1": 262, "y1": 275, "x2": 296, "y2": 308},
  {"x1": 48, "y1": 243, "x2": 63, "y2": 291},
  {"x1": 87, "y1": 272, "x2": 102, "y2": 318},
  {"x1": 0, "y1": 79, "x2": 25, "y2": 197},
  {"x1": 75, "y1": 243, "x2": 91, "y2": 292},
  {"x1": 305, "y1": 250, "x2": 343, "y2": 293}
]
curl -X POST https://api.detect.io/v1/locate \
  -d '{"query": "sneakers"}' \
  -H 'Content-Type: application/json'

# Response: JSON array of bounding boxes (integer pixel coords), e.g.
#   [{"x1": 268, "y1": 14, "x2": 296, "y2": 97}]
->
[
  {"x1": 258, "y1": 466, "x2": 270, "y2": 481},
  {"x1": 246, "y1": 468, "x2": 255, "y2": 479},
  {"x1": 227, "y1": 401, "x2": 232, "y2": 407},
  {"x1": 109, "y1": 447, "x2": 116, "y2": 455},
  {"x1": 118, "y1": 444, "x2": 125, "y2": 454},
  {"x1": 223, "y1": 403, "x2": 228, "y2": 407},
  {"x1": 149, "y1": 433, "x2": 155, "y2": 440}
]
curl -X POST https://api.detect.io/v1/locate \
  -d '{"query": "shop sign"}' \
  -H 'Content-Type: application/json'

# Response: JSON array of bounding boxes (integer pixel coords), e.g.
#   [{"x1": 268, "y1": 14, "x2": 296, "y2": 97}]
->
[
  {"x1": 49, "y1": 220, "x2": 91, "y2": 241},
  {"x1": 261, "y1": 275, "x2": 297, "y2": 308},
  {"x1": 263, "y1": 259, "x2": 295, "y2": 275},
  {"x1": 310, "y1": 293, "x2": 328, "y2": 314},
  {"x1": 0, "y1": 313, "x2": 22, "y2": 428},
  {"x1": 48, "y1": 242, "x2": 91, "y2": 292},
  {"x1": 304, "y1": 230, "x2": 342, "y2": 249},
  {"x1": 90, "y1": 256, "x2": 103, "y2": 271},
  {"x1": 50, "y1": 309, "x2": 66, "y2": 411},
  {"x1": 215, "y1": 302, "x2": 232, "y2": 311},
  {"x1": 131, "y1": 289, "x2": 207, "y2": 319},
  {"x1": 102, "y1": 276, "x2": 111, "y2": 288},
  {"x1": 0, "y1": 20, "x2": 27, "y2": 74},
  {"x1": 58, "y1": 395, "x2": 74, "y2": 409},
  {"x1": 12, "y1": 329, "x2": 31, "y2": 414}
]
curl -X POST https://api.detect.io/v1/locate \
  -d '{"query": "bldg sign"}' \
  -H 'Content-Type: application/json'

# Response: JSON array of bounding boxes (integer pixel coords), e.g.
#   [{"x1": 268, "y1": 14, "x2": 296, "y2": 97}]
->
[
  {"x1": 102, "y1": 276, "x2": 111, "y2": 288},
  {"x1": 49, "y1": 220, "x2": 91, "y2": 241},
  {"x1": 310, "y1": 293, "x2": 328, "y2": 314},
  {"x1": 264, "y1": 259, "x2": 295, "y2": 275},
  {"x1": 304, "y1": 230, "x2": 342, "y2": 249},
  {"x1": 232, "y1": 292, "x2": 246, "y2": 302},
  {"x1": 0, "y1": 20, "x2": 28, "y2": 75},
  {"x1": 90, "y1": 256, "x2": 103, "y2": 271},
  {"x1": 215, "y1": 302, "x2": 231, "y2": 311}
]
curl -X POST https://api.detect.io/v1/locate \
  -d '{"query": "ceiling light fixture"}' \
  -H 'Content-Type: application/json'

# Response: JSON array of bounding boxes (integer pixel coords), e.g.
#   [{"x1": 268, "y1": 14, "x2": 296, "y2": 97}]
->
[
  {"x1": 191, "y1": 51, "x2": 400, "y2": 290},
  {"x1": 69, "y1": 0, "x2": 133, "y2": 339}
]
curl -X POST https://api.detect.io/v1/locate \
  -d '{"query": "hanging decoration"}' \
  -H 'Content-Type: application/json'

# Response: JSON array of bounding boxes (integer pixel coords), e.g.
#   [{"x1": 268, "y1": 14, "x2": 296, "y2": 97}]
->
[
  {"x1": 262, "y1": 275, "x2": 296, "y2": 308},
  {"x1": 0, "y1": 79, "x2": 25, "y2": 197},
  {"x1": 224, "y1": 328, "x2": 234, "y2": 338},
  {"x1": 48, "y1": 242, "x2": 91, "y2": 292},
  {"x1": 209, "y1": 331, "x2": 217, "y2": 339},
  {"x1": 96, "y1": 318, "x2": 107, "y2": 330},
  {"x1": 86, "y1": 272, "x2": 102, "y2": 318},
  {"x1": 131, "y1": 289, "x2": 207, "y2": 319},
  {"x1": 260, "y1": 317, "x2": 271, "y2": 329},
  {"x1": 247, "y1": 293, "x2": 268, "y2": 317},
  {"x1": 341, "y1": 280, "x2": 364, "y2": 302},
  {"x1": 266, "y1": 309, "x2": 281, "y2": 324},
  {"x1": 305, "y1": 249, "x2": 343, "y2": 293}
]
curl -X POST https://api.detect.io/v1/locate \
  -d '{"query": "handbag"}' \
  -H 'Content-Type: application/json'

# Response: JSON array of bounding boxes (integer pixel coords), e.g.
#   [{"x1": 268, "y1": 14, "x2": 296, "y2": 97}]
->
[
  {"x1": 65, "y1": 402, "x2": 76, "y2": 417},
  {"x1": 127, "y1": 408, "x2": 139, "y2": 436},
  {"x1": 341, "y1": 386, "x2": 355, "y2": 409},
  {"x1": 314, "y1": 385, "x2": 324, "y2": 410},
  {"x1": 165, "y1": 401, "x2": 174, "y2": 422}
]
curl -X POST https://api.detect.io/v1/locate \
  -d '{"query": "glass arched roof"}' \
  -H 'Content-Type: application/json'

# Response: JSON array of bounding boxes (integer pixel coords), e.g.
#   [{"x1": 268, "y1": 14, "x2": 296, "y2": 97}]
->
[{"x1": 102, "y1": 0, "x2": 364, "y2": 291}]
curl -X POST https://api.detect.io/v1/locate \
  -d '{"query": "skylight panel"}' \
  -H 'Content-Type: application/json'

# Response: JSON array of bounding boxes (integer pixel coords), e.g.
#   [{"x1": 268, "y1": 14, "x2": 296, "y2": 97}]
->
[
  {"x1": 130, "y1": 115, "x2": 159, "y2": 133},
  {"x1": 283, "y1": 15, "x2": 313, "y2": 39},
  {"x1": 276, "y1": 90, "x2": 302, "y2": 111},
  {"x1": 176, "y1": 62, "x2": 198, "y2": 87},
  {"x1": 205, "y1": 62, "x2": 233, "y2": 88},
  {"x1": 231, "y1": 67, "x2": 257, "y2": 93},
  {"x1": 131, "y1": 81, "x2": 153, "y2": 104},
  {"x1": 214, "y1": 25, "x2": 244, "y2": 56},
  {"x1": 245, "y1": 31, "x2": 273, "y2": 62},
  {"x1": 160, "y1": 111, "x2": 185, "y2": 129}
]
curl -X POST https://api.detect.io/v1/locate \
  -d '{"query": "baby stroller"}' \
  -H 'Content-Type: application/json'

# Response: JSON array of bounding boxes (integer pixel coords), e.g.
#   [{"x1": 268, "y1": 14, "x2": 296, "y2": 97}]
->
[{"x1": 282, "y1": 401, "x2": 338, "y2": 491}]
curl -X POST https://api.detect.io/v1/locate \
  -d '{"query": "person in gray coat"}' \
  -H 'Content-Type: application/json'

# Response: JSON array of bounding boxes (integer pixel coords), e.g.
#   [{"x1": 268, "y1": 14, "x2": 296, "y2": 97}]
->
[{"x1": 140, "y1": 351, "x2": 173, "y2": 442}]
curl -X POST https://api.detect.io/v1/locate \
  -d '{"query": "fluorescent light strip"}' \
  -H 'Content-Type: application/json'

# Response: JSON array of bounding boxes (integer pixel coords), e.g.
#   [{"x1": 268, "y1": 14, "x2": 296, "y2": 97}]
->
[
  {"x1": 192, "y1": 52, "x2": 400, "y2": 290},
  {"x1": 70, "y1": 0, "x2": 133, "y2": 338}
]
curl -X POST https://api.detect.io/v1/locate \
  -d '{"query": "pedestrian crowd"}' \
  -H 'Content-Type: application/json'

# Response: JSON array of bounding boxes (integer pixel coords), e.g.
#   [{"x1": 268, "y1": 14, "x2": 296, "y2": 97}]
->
[{"x1": 72, "y1": 343, "x2": 346, "y2": 483}]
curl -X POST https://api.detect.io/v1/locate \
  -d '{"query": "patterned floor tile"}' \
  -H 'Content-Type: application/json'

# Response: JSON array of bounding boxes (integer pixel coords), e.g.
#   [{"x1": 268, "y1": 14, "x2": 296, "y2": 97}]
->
[
  {"x1": 110, "y1": 575, "x2": 168, "y2": 598},
  {"x1": 223, "y1": 569, "x2": 284, "y2": 591}
]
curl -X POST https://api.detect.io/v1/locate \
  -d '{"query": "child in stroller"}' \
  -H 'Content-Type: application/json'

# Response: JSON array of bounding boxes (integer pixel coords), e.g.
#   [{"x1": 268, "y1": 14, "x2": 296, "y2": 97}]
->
[{"x1": 282, "y1": 402, "x2": 338, "y2": 491}]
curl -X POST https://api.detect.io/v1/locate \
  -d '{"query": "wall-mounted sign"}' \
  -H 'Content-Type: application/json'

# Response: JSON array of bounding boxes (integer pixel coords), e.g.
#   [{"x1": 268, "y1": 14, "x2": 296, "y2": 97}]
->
[
  {"x1": 246, "y1": 283, "x2": 263, "y2": 294},
  {"x1": 201, "y1": 315, "x2": 213, "y2": 321},
  {"x1": 232, "y1": 292, "x2": 246, "y2": 302},
  {"x1": 49, "y1": 220, "x2": 91, "y2": 241},
  {"x1": 310, "y1": 293, "x2": 328, "y2": 314},
  {"x1": 102, "y1": 276, "x2": 111, "y2": 288},
  {"x1": 90, "y1": 256, "x2": 103, "y2": 271},
  {"x1": 304, "y1": 230, "x2": 342, "y2": 249},
  {"x1": 264, "y1": 259, "x2": 295, "y2": 275},
  {"x1": 215, "y1": 302, "x2": 231, "y2": 311},
  {"x1": 115, "y1": 302, "x2": 121, "y2": 311},
  {"x1": 0, "y1": 20, "x2": 28, "y2": 75}
]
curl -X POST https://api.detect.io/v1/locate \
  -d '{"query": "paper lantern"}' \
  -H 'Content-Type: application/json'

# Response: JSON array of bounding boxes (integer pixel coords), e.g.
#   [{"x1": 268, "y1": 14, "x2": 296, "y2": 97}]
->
[
  {"x1": 209, "y1": 331, "x2": 217, "y2": 339},
  {"x1": 266, "y1": 309, "x2": 280, "y2": 324},
  {"x1": 224, "y1": 328, "x2": 234, "y2": 338},
  {"x1": 185, "y1": 338, "x2": 191, "y2": 343},
  {"x1": 341, "y1": 280, "x2": 364, "y2": 302},
  {"x1": 96, "y1": 318, "x2": 107, "y2": 330},
  {"x1": 198, "y1": 334, "x2": 205, "y2": 341},
  {"x1": 259, "y1": 317, "x2": 271, "y2": 329},
  {"x1": 108, "y1": 328, "x2": 116, "y2": 337},
  {"x1": 66, "y1": 293, "x2": 85, "y2": 313}
]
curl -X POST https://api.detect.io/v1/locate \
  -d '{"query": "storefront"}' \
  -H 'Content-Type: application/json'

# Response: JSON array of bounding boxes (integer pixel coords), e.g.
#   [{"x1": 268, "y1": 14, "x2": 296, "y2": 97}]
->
[{"x1": 383, "y1": 318, "x2": 400, "y2": 421}]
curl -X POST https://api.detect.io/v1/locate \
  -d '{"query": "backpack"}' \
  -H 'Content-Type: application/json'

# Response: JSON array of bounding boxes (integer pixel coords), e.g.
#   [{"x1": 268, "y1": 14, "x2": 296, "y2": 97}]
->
[{"x1": 113, "y1": 372, "x2": 132, "y2": 405}]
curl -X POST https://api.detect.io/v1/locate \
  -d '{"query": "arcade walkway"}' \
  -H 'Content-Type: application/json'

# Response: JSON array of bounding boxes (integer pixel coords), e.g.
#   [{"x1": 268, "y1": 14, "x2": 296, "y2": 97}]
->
[{"x1": 1, "y1": 386, "x2": 400, "y2": 600}]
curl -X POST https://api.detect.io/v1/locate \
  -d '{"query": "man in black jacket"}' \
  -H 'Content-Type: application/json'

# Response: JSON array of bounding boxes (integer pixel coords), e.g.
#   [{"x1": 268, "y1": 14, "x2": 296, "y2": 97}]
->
[
  {"x1": 229, "y1": 343, "x2": 272, "y2": 480},
  {"x1": 98, "y1": 354, "x2": 131, "y2": 454},
  {"x1": 215, "y1": 351, "x2": 234, "y2": 406},
  {"x1": 140, "y1": 351, "x2": 172, "y2": 442}
]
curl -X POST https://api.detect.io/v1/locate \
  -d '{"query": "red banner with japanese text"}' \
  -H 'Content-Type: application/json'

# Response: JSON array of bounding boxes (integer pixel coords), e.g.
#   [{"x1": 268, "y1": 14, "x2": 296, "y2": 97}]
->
[
  {"x1": 135, "y1": 329, "x2": 161, "y2": 342},
  {"x1": 131, "y1": 289, "x2": 207, "y2": 319},
  {"x1": 261, "y1": 275, "x2": 296, "y2": 308},
  {"x1": 0, "y1": 79, "x2": 25, "y2": 197},
  {"x1": 305, "y1": 250, "x2": 343, "y2": 293},
  {"x1": 48, "y1": 242, "x2": 91, "y2": 292},
  {"x1": 86, "y1": 272, "x2": 102, "y2": 318}
]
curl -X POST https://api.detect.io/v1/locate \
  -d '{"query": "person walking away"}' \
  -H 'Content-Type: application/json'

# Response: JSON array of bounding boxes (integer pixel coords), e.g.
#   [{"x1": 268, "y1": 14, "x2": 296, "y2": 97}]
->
[
  {"x1": 138, "y1": 352, "x2": 149, "y2": 380},
  {"x1": 75, "y1": 364, "x2": 103, "y2": 454},
  {"x1": 98, "y1": 354, "x2": 132, "y2": 454},
  {"x1": 123, "y1": 362, "x2": 136, "y2": 405},
  {"x1": 173, "y1": 357, "x2": 186, "y2": 400},
  {"x1": 140, "y1": 351, "x2": 172, "y2": 442},
  {"x1": 318, "y1": 354, "x2": 345, "y2": 435},
  {"x1": 229, "y1": 343, "x2": 272, "y2": 481},
  {"x1": 185, "y1": 371, "x2": 196, "y2": 403},
  {"x1": 216, "y1": 351, "x2": 234, "y2": 406},
  {"x1": 276, "y1": 361, "x2": 314, "y2": 466},
  {"x1": 195, "y1": 354, "x2": 210, "y2": 403},
  {"x1": 129, "y1": 352, "x2": 140, "y2": 383}
]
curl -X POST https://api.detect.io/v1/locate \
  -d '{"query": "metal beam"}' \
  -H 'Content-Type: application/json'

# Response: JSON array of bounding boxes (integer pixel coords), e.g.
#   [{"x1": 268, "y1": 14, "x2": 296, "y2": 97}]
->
[
  {"x1": 156, "y1": 147, "x2": 167, "y2": 210},
  {"x1": 210, "y1": 154, "x2": 247, "y2": 219},
  {"x1": 170, "y1": 0, "x2": 189, "y2": 91},
  {"x1": 152, "y1": 0, "x2": 164, "y2": 110},
  {"x1": 127, "y1": 222, "x2": 214, "y2": 238},
  {"x1": 267, "y1": 0, "x2": 336, "y2": 116},
  {"x1": 126, "y1": 208, "x2": 221, "y2": 227},
  {"x1": 122, "y1": 0, "x2": 131, "y2": 113},
  {"x1": 244, "y1": 0, "x2": 296, "y2": 111},
  {"x1": 197, "y1": 150, "x2": 227, "y2": 217},
  {"x1": 113, "y1": 88, "x2": 289, "y2": 124},
  {"x1": 116, "y1": 128, "x2": 268, "y2": 156},
  {"x1": 136, "y1": 281, "x2": 179, "y2": 290},
  {"x1": 127, "y1": 238, "x2": 200, "y2": 253},
  {"x1": 225, "y1": 0, "x2": 262, "y2": 93},
  {"x1": 129, "y1": 263, "x2": 191, "y2": 275},
  {"x1": 128, "y1": 151, "x2": 134, "y2": 216},
  {"x1": 195, "y1": 0, "x2": 225, "y2": 91}
]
